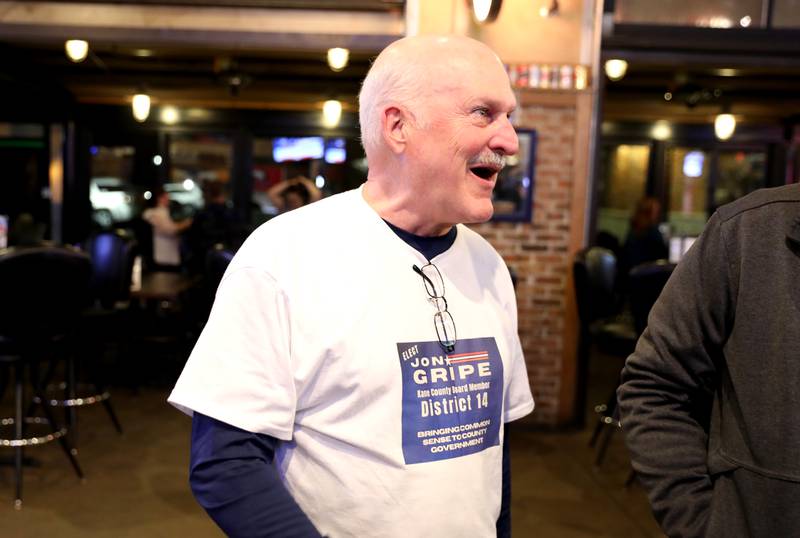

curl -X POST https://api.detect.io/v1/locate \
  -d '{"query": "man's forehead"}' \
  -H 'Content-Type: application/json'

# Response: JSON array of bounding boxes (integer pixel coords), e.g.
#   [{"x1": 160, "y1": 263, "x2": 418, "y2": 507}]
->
[{"x1": 433, "y1": 63, "x2": 516, "y2": 107}]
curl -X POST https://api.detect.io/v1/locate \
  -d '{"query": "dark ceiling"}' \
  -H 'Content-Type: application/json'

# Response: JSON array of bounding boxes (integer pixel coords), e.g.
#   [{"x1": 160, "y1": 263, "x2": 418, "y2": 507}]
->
[
  {"x1": 1, "y1": 40, "x2": 375, "y2": 112},
  {"x1": 603, "y1": 63, "x2": 800, "y2": 125},
  {"x1": 601, "y1": 25, "x2": 800, "y2": 125},
  {"x1": 0, "y1": 0, "x2": 405, "y2": 116}
]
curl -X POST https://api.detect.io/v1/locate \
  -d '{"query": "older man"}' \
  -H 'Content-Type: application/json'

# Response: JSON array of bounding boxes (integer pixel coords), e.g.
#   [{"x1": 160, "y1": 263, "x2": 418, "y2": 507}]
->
[{"x1": 169, "y1": 35, "x2": 534, "y2": 537}]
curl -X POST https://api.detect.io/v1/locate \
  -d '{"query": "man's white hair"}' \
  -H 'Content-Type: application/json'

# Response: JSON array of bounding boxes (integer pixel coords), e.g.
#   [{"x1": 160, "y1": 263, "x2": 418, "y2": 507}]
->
[{"x1": 358, "y1": 49, "x2": 427, "y2": 160}]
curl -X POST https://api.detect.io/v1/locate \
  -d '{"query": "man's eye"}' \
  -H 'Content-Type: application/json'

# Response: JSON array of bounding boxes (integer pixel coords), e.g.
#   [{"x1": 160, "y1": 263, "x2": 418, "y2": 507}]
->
[{"x1": 473, "y1": 107, "x2": 491, "y2": 118}]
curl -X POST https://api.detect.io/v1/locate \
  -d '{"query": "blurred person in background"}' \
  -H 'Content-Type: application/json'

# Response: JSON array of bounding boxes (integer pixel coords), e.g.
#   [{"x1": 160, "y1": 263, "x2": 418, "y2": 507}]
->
[
  {"x1": 169, "y1": 34, "x2": 534, "y2": 538},
  {"x1": 143, "y1": 189, "x2": 192, "y2": 270},
  {"x1": 185, "y1": 180, "x2": 239, "y2": 274},
  {"x1": 623, "y1": 196, "x2": 668, "y2": 271},
  {"x1": 266, "y1": 175, "x2": 321, "y2": 213}
]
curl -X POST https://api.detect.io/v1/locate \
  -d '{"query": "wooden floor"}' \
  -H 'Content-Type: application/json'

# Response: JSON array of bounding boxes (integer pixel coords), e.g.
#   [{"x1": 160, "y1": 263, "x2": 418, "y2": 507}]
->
[{"x1": 0, "y1": 354, "x2": 663, "y2": 537}]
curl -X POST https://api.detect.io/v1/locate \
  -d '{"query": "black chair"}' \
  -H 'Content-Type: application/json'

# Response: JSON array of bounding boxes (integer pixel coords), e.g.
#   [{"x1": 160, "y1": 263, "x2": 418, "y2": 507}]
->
[
  {"x1": 573, "y1": 247, "x2": 637, "y2": 429},
  {"x1": 0, "y1": 246, "x2": 90, "y2": 508},
  {"x1": 86, "y1": 229, "x2": 139, "y2": 309},
  {"x1": 184, "y1": 244, "x2": 234, "y2": 334},
  {"x1": 628, "y1": 260, "x2": 677, "y2": 336},
  {"x1": 32, "y1": 231, "x2": 137, "y2": 447},
  {"x1": 69, "y1": 231, "x2": 140, "y2": 437},
  {"x1": 205, "y1": 244, "x2": 234, "y2": 296},
  {"x1": 592, "y1": 259, "x2": 677, "y2": 469}
]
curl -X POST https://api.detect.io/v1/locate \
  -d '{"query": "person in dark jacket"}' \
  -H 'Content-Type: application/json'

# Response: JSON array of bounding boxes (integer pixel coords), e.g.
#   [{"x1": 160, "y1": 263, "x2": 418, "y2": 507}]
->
[
  {"x1": 617, "y1": 183, "x2": 800, "y2": 537},
  {"x1": 184, "y1": 180, "x2": 239, "y2": 274}
]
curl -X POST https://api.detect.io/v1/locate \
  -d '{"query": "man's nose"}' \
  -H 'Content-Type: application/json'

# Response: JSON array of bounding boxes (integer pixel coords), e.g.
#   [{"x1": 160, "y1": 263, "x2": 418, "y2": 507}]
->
[{"x1": 491, "y1": 116, "x2": 519, "y2": 156}]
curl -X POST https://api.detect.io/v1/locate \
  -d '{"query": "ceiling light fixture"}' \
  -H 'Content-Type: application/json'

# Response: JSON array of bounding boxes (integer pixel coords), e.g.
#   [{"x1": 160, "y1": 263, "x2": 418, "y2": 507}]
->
[
  {"x1": 160, "y1": 106, "x2": 179, "y2": 125},
  {"x1": 471, "y1": 0, "x2": 502, "y2": 23},
  {"x1": 714, "y1": 113, "x2": 736, "y2": 140},
  {"x1": 65, "y1": 40, "x2": 89, "y2": 63},
  {"x1": 604, "y1": 59, "x2": 628, "y2": 81},
  {"x1": 322, "y1": 100, "x2": 342, "y2": 128},
  {"x1": 651, "y1": 121, "x2": 672, "y2": 141},
  {"x1": 539, "y1": 0, "x2": 559, "y2": 17},
  {"x1": 132, "y1": 93, "x2": 151, "y2": 122},
  {"x1": 327, "y1": 48, "x2": 349, "y2": 72}
]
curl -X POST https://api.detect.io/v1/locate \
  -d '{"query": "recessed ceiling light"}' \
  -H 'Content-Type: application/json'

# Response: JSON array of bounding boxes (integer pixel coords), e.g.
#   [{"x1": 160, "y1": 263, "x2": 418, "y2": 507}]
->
[
  {"x1": 160, "y1": 106, "x2": 180, "y2": 125},
  {"x1": 715, "y1": 113, "x2": 736, "y2": 140},
  {"x1": 327, "y1": 48, "x2": 349, "y2": 72},
  {"x1": 132, "y1": 93, "x2": 150, "y2": 122},
  {"x1": 65, "y1": 40, "x2": 89, "y2": 63},
  {"x1": 604, "y1": 59, "x2": 628, "y2": 81}
]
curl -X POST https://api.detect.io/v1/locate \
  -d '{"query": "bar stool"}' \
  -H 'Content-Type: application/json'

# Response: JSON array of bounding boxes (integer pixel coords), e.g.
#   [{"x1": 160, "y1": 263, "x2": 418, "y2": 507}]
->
[{"x1": 0, "y1": 246, "x2": 90, "y2": 508}]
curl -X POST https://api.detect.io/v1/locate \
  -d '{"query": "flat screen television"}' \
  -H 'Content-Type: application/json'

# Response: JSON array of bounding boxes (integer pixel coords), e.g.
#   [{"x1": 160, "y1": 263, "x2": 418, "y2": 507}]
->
[
  {"x1": 273, "y1": 137, "x2": 324, "y2": 162},
  {"x1": 324, "y1": 138, "x2": 346, "y2": 164}
]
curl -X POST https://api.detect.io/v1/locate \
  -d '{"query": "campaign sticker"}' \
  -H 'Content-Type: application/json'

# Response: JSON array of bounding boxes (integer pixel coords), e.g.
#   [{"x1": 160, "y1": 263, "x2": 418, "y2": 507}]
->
[{"x1": 397, "y1": 337, "x2": 503, "y2": 464}]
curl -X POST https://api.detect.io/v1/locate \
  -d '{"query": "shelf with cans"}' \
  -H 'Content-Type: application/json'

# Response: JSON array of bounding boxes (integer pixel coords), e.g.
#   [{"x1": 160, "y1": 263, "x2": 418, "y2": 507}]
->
[{"x1": 505, "y1": 64, "x2": 591, "y2": 91}]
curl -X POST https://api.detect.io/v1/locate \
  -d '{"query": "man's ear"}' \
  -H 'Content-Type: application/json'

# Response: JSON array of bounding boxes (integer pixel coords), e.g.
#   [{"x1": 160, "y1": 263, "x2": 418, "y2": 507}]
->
[{"x1": 381, "y1": 106, "x2": 409, "y2": 154}]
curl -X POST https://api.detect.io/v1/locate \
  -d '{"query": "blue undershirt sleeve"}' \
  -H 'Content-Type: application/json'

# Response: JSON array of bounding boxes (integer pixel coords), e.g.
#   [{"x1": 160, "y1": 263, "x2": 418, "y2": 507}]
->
[
  {"x1": 497, "y1": 424, "x2": 511, "y2": 537},
  {"x1": 189, "y1": 413, "x2": 323, "y2": 538}
]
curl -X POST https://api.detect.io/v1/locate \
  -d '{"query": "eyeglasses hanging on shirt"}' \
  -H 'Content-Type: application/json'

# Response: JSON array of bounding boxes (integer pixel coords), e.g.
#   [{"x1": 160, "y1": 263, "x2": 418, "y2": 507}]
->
[{"x1": 412, "y1": 262, "x2": 457, "y2": 353}]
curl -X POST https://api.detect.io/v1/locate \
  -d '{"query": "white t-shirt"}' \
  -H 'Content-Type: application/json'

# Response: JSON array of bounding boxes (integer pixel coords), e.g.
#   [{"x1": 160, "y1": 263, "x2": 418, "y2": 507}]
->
[
  {"x1": 169, "y1": 186, "x2": 534, "y2": 538},
  {"x1": 142, "y1": 206, "x2": 182, "y2": 266}
]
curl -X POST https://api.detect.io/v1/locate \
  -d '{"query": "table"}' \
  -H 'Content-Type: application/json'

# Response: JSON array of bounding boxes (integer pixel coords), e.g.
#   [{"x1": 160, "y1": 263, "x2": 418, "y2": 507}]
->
[{"x1": 130, "y1": 271, "x2": 200, "y2": 302}]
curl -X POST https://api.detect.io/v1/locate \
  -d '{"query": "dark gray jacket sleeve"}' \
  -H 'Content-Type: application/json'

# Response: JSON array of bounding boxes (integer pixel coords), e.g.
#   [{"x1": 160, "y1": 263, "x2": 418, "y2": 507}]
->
[{"x1": 617, "y1": 212, "x2": 736, "y2": 538}]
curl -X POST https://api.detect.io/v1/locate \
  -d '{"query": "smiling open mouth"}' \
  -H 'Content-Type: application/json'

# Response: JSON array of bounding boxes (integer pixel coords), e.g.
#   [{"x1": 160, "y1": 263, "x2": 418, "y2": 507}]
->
[{"x1": 469, "y1": 166, "x2": 497, "y2": 179}]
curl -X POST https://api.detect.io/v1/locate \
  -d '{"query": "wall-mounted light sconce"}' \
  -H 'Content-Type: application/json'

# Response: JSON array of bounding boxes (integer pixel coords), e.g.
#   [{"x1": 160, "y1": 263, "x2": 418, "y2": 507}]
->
[
  {"x1": 322, "y1": 100, "x2": 342, "y2": 128},
  {"x1": 327, "y1": 48, "x2": 349, "y2": 72},
  {"x1": 65, "y1": 39, "x2": 89, "y2": 63},
  {"x1": 539, "y1": 0, "x2": 559, "y2": 17},
  {"x1": 132, "y1": 92, "x2": 151, "y2": 122},
  {"x1": 604, "y1": 59, "x2": 628, "y2": 81},
  {"x1": 471, "y1": 0, "x2": 502, "y2": 23},
  {"x1": 714, "y1": 113, "x2": 736, "y2": 140}
]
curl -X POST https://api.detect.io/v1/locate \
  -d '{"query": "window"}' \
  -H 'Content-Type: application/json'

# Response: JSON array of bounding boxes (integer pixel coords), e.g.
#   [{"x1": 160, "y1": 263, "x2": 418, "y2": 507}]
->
[
  {"x1": 714, "y1": 150, "x2": 766, "y2": 207},
  {"x1": 665, "y1": 147, "x2": 709, "y2": 237},
  {"x1": 596, "y1": 143, "x2": 650, "y2": 243},
  {"x1": 90, "y1": 146, "x2": 139, "y2": 228},
  {"x1": 168, "y1": 134, "x2": 232, "y2": 219},
  {"x1": 250, "y1": 136, "x2": 365, "y2": 225}
]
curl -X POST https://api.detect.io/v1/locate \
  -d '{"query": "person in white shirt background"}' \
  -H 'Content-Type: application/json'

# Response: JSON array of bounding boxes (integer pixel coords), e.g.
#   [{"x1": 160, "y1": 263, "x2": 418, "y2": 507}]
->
[{"x1": 143, "y1": 190, "x2": 192, "y2": 269}]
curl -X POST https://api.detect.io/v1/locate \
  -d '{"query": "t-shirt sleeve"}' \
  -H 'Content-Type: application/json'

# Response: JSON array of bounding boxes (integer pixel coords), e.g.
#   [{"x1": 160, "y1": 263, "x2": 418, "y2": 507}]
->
[
  {"x1": 502, "y1": 333, "x2": 534, "y2": 422},
  {"x1": 168, "y1": 265, "x2": 297, "y2": 440},
  {"x1": 501, "y1": 272, "x2": 534, "y2": 423}
]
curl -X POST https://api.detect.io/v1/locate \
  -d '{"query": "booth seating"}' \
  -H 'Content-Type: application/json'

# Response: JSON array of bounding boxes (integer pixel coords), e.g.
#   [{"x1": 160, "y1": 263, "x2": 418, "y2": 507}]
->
[{"x1": 0, "y1": 246, "x2": 90, "y2": 508}]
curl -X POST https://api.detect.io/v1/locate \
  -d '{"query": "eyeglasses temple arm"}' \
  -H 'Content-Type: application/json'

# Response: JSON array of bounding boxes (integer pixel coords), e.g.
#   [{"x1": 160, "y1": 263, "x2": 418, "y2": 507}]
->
[{"x1": 412, "y1": 264, "x2": 436, "y2": 292}]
